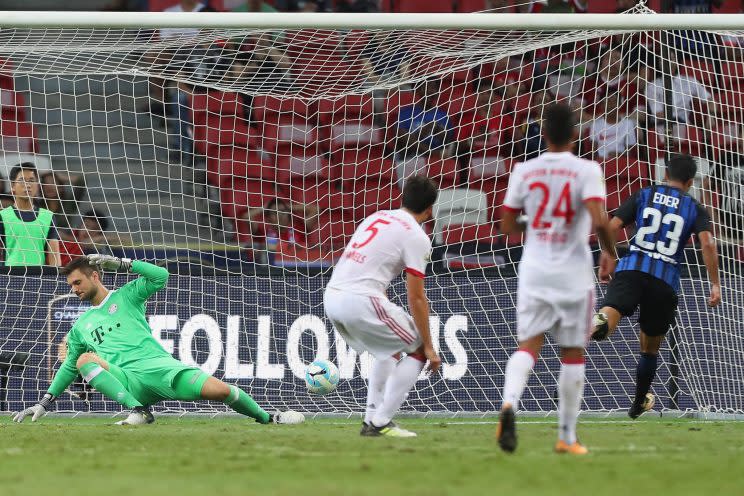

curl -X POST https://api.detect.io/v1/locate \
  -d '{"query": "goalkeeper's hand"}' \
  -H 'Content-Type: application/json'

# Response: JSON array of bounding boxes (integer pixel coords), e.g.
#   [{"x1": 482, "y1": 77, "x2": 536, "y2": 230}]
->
[
  {"x1": 87, "y1": 254, "x2": 132, "y2": 272},
  {"x1": 12, "y1": 394, "x2": 54, "y2": 423}
]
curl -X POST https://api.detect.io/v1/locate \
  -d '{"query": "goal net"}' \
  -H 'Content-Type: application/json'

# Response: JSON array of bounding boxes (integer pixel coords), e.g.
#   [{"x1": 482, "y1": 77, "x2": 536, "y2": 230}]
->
[{"x1": 1, "y1": 6, "x2": 742, "y2": 417}]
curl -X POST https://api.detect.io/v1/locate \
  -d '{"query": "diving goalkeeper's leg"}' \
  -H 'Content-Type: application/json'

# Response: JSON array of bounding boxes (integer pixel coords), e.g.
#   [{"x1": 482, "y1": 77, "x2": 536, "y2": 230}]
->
[
  {"x1": 77, "y1": 353, "x2": 143, "y2": 409},
  {"x1": 172, "y1": 370, "x2": 304, "y2": 424}
]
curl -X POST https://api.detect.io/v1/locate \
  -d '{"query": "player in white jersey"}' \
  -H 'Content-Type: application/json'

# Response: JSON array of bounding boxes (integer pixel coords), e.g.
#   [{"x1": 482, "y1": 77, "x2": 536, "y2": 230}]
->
[
  {"x1": 324, "y1": 176, "x2": 441, "y2": 438},
  {"x1": 497, "y1": 103, "x2": 618, "y2": 455}
]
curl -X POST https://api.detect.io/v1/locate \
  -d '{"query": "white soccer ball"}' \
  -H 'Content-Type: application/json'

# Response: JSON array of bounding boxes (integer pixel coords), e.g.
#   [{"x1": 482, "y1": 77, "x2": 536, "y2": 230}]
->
[{"x1": 305, "y1": 359, "x2": 340, "y2": 395}]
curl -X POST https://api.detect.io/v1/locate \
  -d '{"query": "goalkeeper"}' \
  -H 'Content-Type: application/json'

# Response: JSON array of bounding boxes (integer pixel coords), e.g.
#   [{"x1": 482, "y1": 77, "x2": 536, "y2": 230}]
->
[{"x1": 13, "y1": 255, "x2": 304, "y2": 426}]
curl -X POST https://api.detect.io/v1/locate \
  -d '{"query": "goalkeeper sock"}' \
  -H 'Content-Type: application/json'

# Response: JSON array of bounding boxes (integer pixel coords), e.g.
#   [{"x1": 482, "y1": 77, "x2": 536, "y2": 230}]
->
[
  {"x1": 558, "y1": 359, "x2": 585, "y2": 445},
  {"x1": 634, "y1": 352, "x2": 658, "y2": 405},
  {"x1": 501, "y1": 349, "x2": 536, "y2": 409},
  {"x1": 371, "y1": 354, "x2": 425, "y2": 427},
  {"x1": 79, "y1": 363, "x2": 142, "y2": 409},
  {"x1": 365, "y1": 356, "x2": 397, "y2": 424},
  {"x1": 225, "y1": 385, "x2": 271, "y2": 424}
]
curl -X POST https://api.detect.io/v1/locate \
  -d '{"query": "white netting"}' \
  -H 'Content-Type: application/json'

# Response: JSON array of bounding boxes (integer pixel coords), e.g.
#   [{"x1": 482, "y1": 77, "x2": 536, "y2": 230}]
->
[{"x1": 0, "y1": 7, "x2": 742, "y2": 416}]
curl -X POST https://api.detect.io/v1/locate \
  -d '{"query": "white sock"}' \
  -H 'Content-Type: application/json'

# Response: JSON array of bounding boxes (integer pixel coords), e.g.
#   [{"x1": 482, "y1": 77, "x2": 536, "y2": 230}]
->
[
  {"x1": 501, "y1": 350, "x2": 536, "y2": 410},
  {"x1": 558, "y1": 361, "x2": 585, "y2": 444},
  {"x1": 364, "y1": 356, "x2": 397, "y2": 424},
  {"x1": 371, "y1": 355, "x2": 425, "y2": 427}
]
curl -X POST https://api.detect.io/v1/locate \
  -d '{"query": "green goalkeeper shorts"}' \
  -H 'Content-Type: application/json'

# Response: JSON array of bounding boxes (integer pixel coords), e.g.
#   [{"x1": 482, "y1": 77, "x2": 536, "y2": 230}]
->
[{"x1": 108, "y1": 356, "x2": 210, "y2": 406}]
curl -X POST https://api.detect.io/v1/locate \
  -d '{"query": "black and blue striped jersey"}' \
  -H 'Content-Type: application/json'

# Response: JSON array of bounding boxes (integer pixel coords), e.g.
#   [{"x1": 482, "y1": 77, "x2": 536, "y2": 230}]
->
[{"x1": 614, "y1": 185, "x2": 712, "y2": 291}]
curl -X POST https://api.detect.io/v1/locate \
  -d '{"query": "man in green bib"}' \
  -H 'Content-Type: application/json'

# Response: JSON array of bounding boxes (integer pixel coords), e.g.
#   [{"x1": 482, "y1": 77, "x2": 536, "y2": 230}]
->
[
  {"x1": 13, "y1": 254, "x2": 304, "y2": 426},
  {"x1": 1, "y1": 163, "x2": 60, "y2": 266}
]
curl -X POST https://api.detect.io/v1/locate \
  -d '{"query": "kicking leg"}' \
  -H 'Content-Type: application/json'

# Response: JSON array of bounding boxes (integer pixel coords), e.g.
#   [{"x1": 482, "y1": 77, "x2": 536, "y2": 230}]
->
[
  {"x1": 497, "y1": 334, "x2": 542, "y2": 453},
  {"x1": 591, "y1": 306, "x2": 622, "y2": 341},
  {"x1": 194, "y1": 374, "x2": 304, "y2": 425},
  {"x1": 368, "y1": 350, "x2": 427, "y2": 437},
  {"x1": 554, "y1": 347, "x2": 588, "y2": 455},
  {"x1": 76, "y1": 353, "x2": 143, "y2": 409},
  {"x1": 629, "y1": 331, "x2": 663, "y2": 419}
]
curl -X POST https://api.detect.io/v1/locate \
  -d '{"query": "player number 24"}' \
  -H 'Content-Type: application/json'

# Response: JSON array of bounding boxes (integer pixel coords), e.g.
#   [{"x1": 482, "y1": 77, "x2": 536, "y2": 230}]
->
[
  {"x1": 529, "y1": 181, "x2": 575, "y2": 228},
  {"x1": 351, "y1": 218, "x2": 391, "y2": 249},
  {"x1": 635, "y1": 207, "x2": 684, "y2": 256}
]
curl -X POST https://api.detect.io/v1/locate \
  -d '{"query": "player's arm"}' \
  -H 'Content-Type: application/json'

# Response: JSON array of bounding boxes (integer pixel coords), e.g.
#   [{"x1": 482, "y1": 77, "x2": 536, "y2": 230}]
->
[
  {"x1": 583, "y1": 163, "x2": 617, "y2": 282},
  {"x1": 88, "y1": 254, "x2": 169, "y2": 303},
  {"x1": 694, "y1": 204, "x2": 721, "y2": 307},
  {"x1": 13, "y1": 328, "x2": 86, "y2": 423},
  {"x1": 406, "y1": 272, "x2": 440, "y2": 372},
  {"x1": 500, "y1": 164, "x2": 526, "y2": 234},
  {"x1": 585, "y1": 199, "x2": 617, "y2": 283},
  {"x1": 403, "y1": 236, "x2": 441, "y2": 372}
]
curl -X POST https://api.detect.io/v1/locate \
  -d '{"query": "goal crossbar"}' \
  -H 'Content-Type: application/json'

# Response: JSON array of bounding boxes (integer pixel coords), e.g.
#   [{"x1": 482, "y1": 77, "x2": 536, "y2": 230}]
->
[{"x1": 1, "y1": 12, "x2": 744, "y2": 31}]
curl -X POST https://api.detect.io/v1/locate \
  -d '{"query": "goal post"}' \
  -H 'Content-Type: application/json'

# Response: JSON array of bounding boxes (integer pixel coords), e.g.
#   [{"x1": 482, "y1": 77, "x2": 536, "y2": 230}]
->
[{"x1": 0, "y1": 8, "x2": 742, "y2": 418}]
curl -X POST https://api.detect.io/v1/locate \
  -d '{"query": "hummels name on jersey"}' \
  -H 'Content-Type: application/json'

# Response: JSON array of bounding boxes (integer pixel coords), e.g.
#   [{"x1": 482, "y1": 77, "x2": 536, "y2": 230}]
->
[{"x1": 343, "y1": 249, "x2": 367, "y2": 264}]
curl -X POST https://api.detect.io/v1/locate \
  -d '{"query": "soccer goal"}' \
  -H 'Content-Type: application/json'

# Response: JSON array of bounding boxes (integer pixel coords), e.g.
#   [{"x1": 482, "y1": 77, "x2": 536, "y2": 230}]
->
[{"x1": 0, "y1": 6, "x2": 742, "y2": 418}]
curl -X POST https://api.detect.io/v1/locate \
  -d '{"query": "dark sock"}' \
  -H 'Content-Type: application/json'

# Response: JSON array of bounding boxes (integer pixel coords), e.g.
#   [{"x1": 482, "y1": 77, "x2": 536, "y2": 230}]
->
[{"x1": 634, "y1": 352, "x2": 658, "y2": 405}]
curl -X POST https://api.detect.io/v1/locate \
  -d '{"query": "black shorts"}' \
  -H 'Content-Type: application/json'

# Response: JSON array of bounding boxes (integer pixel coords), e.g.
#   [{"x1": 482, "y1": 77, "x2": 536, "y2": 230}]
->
[{"x1": 601, "y1": 270, "x2": 678, "y2": 337}]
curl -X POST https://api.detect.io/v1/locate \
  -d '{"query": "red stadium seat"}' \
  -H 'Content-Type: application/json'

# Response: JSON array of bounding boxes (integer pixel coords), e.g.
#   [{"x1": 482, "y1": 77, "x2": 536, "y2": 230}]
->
[
  {"x1": 276, "y1": 152, "x2": 329, "y2": 183},
  {"x1": 399, "y1": 0, "x2": 454, "y2": 13},
  {"x1": 442, "y1": 223, "x2": 499, "y2": 244},
  {"x1": 208, "y1": 148, "x2": 273, "y2": 187},
  {"x1": 335, "y1": 145, "x2": 394, "y2": 182},
  {"x1": 0, "y1": 120, "x2": 36, "y2": 153},
  {"x1": 346, "y1": 178, "x2": 402, "y2": 218},
  {"x1": 219, "y1": 178, "x2": 280, "y2": 219},
  {"x1": 308, "y1": 211, "x2": 358, "y2": 249},
  {"x1": 427, "y1": 157, "x2": 459, "y2": 189}
]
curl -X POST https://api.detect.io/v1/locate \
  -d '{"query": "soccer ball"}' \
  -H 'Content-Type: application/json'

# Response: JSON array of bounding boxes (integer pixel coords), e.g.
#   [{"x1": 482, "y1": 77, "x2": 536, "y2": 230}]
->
[{"x1": 305, "y1": 359, "x2": 339, "y2": 395}]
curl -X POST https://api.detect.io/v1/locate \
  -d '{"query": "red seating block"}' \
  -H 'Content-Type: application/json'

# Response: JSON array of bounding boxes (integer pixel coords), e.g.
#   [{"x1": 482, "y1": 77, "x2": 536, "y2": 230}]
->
[
  {"x1": 219, "y1": 178, "x2": 279, "y2": 219},
  {"x1": 427, "y1": 157, "x2": 459, "y2": 189},
  {"x1": 308, "y1": 211, "x2": 358, "y2": 249}
]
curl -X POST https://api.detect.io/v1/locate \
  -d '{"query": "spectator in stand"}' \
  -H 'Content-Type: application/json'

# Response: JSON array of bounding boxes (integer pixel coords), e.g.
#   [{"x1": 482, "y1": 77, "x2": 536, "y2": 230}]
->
[
  {"x1": 587, "y1": 92, "x2": 639, "y2": 161},
  {"x1": 485, "y1": 0, "x2": 515, "y2": 11},
  {"x1": 337, "y1": 0, "x2": 379, "y2": 11},
  {"x1": 525, "y1": 0, "x2": 587, "y2": 13},
  {"x1": 59, "y1": 209, "x2": 113, "y2": 266},
  {"x1": 230, "y1": 34, "x2": 294, "y2": 93},
  {"x1": 645, "y1": 59, "x2": 712, "y2": 139},
  {"x1": 615, "y1": 0, "x2": 638, "y2": 11},
  {"x1": 581, "y1": 47, "x2": 640, "y2": 115},
  {"x1": 0, "y1": 163, "x2": 60, "y2": 266},
  {"x1": 457, "y1": 85, "x2": 516, "y2": 157},
  {"x1": 241, "y1": 198, "x2": 319, "y2": 249},
  {"x1": 157, "y1": 1, "x2": 208, "y2": 163},
  {"x1": 359, "y1": 32, "x2": 411, "y2": 87},
  {"x1": 233, "y1": 0, "x2": 278, "y2": 11},
  {"x1": 394, "y1": 79, "x2": 454, "y2": 161}
]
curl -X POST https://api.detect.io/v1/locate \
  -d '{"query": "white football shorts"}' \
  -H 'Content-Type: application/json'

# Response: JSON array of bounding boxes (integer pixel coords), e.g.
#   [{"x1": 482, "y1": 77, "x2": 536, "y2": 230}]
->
[
  {"x1": 324, "y1": 287, "x2": 422, "y2": 359},
  {"x1": 516, "y1": 286, "x2": 595, "y2": 348}
]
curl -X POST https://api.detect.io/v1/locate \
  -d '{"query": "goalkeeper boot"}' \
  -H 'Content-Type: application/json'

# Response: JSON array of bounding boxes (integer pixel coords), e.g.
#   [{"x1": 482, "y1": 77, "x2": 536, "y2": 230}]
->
[
  {"x1": 367, "y1": 421, "x2": 417, "y2": 438},
  {"x1": 628, "y1": 393, "x2": 655, "y2": 420},
  {"x1": 554, "y1": 440, "x2": 589, "y2": 455},
  {"x1": 590, "y1": 312, "x2": 610, "y2": 341},
  {"x1": 115, "y1": 406, "x2": 155, "y2": 426},
  {"x1": 271, "y1": 411, "x2": 305, "y2": 425},
  {"x1": 496, "y1": 406, "x2": 517, "y2": 453}
]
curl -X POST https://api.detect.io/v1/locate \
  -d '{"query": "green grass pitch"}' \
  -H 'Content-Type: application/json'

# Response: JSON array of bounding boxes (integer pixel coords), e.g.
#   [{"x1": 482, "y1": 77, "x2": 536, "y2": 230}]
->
[{"x1": 0, "y1": 416, "x2": 741, "y2": 496}]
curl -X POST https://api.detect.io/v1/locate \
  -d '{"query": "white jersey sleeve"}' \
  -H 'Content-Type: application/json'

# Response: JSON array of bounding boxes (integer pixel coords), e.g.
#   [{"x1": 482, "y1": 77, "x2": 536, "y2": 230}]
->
[
  {"x1": 401, "y1": 230, "x2": 432, "y2": 278},
  {"x1": 581, "y1": 161, "x2": 606, "y2": 203},
  {"x1": 503, "y1": 162, "x2": 526, "y2": 211}
]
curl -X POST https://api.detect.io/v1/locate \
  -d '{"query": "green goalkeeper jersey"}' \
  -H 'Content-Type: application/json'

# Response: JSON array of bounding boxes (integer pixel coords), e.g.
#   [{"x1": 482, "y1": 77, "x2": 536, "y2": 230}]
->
[{"x1": 48, "y1": 260, "x2": 171, "y2": 397}]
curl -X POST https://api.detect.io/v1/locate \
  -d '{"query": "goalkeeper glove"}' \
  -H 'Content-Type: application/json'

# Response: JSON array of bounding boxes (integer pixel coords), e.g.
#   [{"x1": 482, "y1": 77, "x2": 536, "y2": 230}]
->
[
  {"x1": 87, "y1": 254, "x2": 132, "y2": 272},
  {"x1": 12, "y1": 393, "x2": 55, "y2": 423}
]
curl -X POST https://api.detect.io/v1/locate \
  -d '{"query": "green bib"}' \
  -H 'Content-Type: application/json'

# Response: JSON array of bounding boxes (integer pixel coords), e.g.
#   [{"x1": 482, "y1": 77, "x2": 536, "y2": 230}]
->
[{"x1": 1, "y1": 206, "x2": 53, "y2": 266}]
